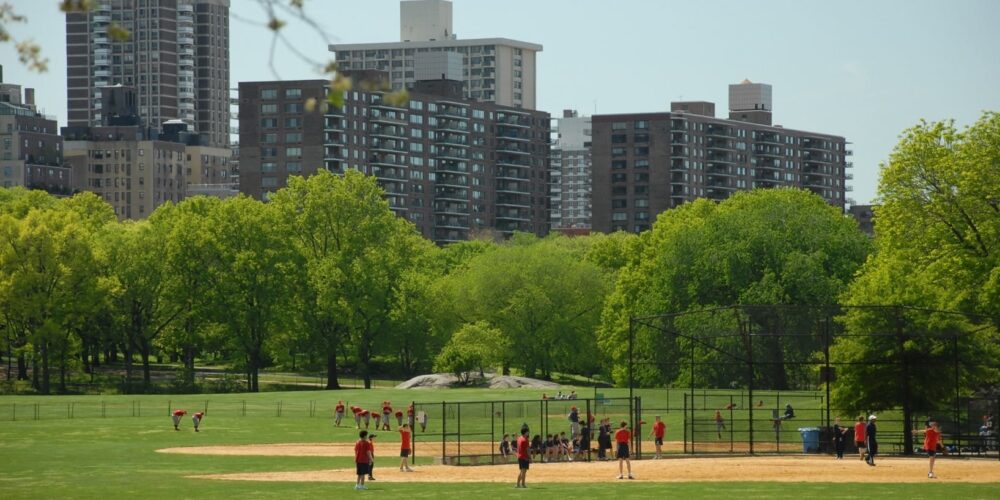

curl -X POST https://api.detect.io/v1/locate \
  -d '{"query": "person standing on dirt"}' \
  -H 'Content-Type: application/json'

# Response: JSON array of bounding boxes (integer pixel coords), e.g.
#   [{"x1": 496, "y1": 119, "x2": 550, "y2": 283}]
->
[
  {"x1": 499, "y1": 433, "x2": 512, "y2": 463},
  {"x1": 650, "y1": 416, "x2": 666, "y2": 459},
  {"x1": 913, "y1": 419, "x2": 941, "y2": 478},
  {"x1": 853, "y1": 416, "x2": 867, "y2": 460},
  {"x1": 398, "y1": 424, "x2": 414, "y2": 472},
  {"x1": 579, "y1": 419, "x2": 591, "y2": 460},
  {"x1": 354, "y1": 430, "x2": 373, "y2": 490},
  {"x1": 515, "y1": 428, "x2": 531, "y2": 488},
  {"x1": 367, "y1": 434, "x2": 378, "y2": 480},
  {"x1": 568, "y1": 406, "x2": 580, "y2": 437},
  {"x1": 614, "y1": 421, "x2": 634, "y2": 479},
  {"x1": 865, "y1": 415, "x2": 878, "y2": 466},
  {"x1": 832, "y1": 417, "x2": 847, "y2": 459},
  {"x1": 597, "y1": 418, "x2": 612, "y2": 460}
]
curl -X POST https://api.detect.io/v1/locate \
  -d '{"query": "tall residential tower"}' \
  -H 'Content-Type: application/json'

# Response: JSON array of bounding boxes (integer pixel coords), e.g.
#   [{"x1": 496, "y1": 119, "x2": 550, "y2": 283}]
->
[{"x1": 65, "y1": 0, "x2": 230, "y2": 147}]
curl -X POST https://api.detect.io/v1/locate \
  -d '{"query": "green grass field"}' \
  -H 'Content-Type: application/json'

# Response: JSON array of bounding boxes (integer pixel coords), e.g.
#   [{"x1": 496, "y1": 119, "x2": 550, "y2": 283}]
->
[{"x1": 1, "y1": 388, "x2": 997, "y2": 499}]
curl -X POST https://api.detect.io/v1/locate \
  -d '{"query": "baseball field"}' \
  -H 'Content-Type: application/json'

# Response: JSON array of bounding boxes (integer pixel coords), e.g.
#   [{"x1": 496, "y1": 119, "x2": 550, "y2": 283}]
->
[{"x1": 1, "y1": 387, "x2": 998, "y2": 499}]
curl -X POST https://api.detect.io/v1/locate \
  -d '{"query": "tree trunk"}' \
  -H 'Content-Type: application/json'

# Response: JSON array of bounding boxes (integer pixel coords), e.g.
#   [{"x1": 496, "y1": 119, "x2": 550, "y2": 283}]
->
[
  {"x1": 140, "y1": 339, "x2": 152, "y2": 388},
  {"x1": 359, "y1": 335, "x2": 372, "y2": 389},
  {"x1": 31, "y1": 345, "x2": 39, "y2": 390},
  {"x1": 183, "y1": 346, "x2": 196, "y2": 386},
  {"x1": 40, "y1": 341, "x2": 50, "y2": 395},
  {"x1": 123, "y1": 342, "x2": 133, "y2": 394},
  {"x1": 502, "y1": 363, "x2": 510, "y2": 376},
  {"x1": 17, "y1": 352, "x2": 27, "y2": 380},
  {"x1": 59, "y1": 346, "x2": 67, "y2": 393},
  {"x1": 326, "y1": 351, "x2": 341, "y2": 390}
]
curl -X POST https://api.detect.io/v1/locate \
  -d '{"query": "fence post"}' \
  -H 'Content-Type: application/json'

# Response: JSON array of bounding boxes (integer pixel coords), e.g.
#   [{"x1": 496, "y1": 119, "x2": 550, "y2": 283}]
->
[
  {"x1": 457, "y1": 402, "x2": 462, "y2": 463},
  {"x1": 138, "y1": 401, "x2": 141, "y2": 417},
  {"x1": 490, "y1": 401, "x2": 495, "y2": 465},
  {"x1": 441, "y1": 401, "x2": 446, "y2": 463},
  {"x1": 683, "y1": 393, "x2": 688, "y2": 454}
]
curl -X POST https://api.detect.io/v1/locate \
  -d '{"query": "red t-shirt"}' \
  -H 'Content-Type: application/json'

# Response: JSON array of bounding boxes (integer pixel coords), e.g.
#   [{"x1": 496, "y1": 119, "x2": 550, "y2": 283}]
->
[
  {"x1": 615, "y1": 428, "x2": 631, "y2": 444},
  {"x1": 407, "y1": 406, "x2": 414, "y2": 416},
  {"x1": 193, "y1": 412, "x2": 203, "y2": 419},
  {"x1": 395, "y1": 411, "x2": 403, "y2": 418},
  {"x1": 854, "y1": 422, "x2": 866, "y2": 442},
  {"x1": 653, "y1": 421, "x2": 666, "y2": 438},
  {"x1": 400, "y1": 429, "x2": 411, "y2": 450},
  {"x1": 361, "y1": 410, "x2": 369, "y2": 416},
  {"x1": 335, "y1": 403, "x2": 345, "y2": 412},
  {"x1": 173, "y1": 410, "x2": 186, "y2": 417},
  {"x1": 372, "y1": 410, "x2": 381, "y2": 418},
  {"x1": 354, "y1": 439, "x2": 372, "y2": 464},
  {"x1": 924, "y1": 428, "x2": 941, "y2": 451},
  {"x1": 516, "y1": 435, "x2": 530, "y2": 460},
  {"x1": 351, "y1": 406, "x2": 361, "y2": 414},
  {"x1": 383, "y1": 405, "x2": 392, "y2": 414}
]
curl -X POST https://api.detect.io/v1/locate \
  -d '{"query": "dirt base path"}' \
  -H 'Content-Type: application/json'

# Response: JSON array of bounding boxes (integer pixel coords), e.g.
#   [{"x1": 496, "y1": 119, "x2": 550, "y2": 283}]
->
[{"x1": 187, "y1": 454, "x2": 1000, "y2": 484}]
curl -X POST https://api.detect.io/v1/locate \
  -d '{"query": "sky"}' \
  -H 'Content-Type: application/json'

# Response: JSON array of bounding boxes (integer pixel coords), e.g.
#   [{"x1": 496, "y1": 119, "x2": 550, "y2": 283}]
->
[{"x1": 3, "y1": 0, "x2": 1000, "y2": 205}]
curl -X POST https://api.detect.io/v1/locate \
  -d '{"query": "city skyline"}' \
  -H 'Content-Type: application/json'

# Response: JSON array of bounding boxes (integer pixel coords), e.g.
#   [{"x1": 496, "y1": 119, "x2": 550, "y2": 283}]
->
[{"x1": 4, "y1": 0, "x2": 1000, "y2": 205}]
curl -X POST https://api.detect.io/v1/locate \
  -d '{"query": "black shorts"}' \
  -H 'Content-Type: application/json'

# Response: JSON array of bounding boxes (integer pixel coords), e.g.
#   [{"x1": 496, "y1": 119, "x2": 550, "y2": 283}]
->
[
  {"x1": 926, "y1": 449, "x2": 937, "y2": 457},
  {"x1": 654, "y1": 437, "x2": 663, "y2": 445},
  {"x1": 401, "y1": 449, "x2": 410, "y2": 457},
  {"x1": 855, "y1": 441, "x2": 865, "y2": 448},
  {"x1": 356, "y1": 463, "x2": 369, "y2": 475},
  {"x1": 616, "y1": 443, "x2": 630, "y2": 459},
  {"x1": 518, "y1": 458, "x2": 530, "y2": 470}
]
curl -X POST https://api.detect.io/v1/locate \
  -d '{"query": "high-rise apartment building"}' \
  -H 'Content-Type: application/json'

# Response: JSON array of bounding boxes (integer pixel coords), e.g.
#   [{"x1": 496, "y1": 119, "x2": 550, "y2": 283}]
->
[
  {"x1": 65, "y1": 0, "x2": 230, "y2": 147},
  {"x1": 239, "y1": 70, "x2": 551, "y2": 244},
  {"x1": 0, "y1": 70, "x2": 73, "y2": 194},
  {"x1": 550, "y1": 109, "x2": 592, "y2": 230},
  {"x1": 592, "y1": 82, "x2": 851, "y2": 233},
  {"x1": 330, "y1": 0, "x2": 540, "y2": 109}
]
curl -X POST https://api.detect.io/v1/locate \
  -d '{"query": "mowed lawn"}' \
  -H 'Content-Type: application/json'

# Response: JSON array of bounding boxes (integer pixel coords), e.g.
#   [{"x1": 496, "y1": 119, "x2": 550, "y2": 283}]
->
[{"x1": 1, "y1": 388, "x2": 997, "y2": 499}]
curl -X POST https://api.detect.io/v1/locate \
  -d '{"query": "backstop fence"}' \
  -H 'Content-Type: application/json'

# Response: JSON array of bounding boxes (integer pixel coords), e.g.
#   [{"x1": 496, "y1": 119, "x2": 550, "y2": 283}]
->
[{"x1": 629, "y1": 305, "x2": 1000, "y2": 459}]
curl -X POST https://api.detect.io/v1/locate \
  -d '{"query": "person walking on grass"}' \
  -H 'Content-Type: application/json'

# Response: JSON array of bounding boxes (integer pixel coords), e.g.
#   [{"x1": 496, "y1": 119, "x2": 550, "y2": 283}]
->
[
  {"x1": 614, "y1": 421, "x2": 634, "y2": 480},
  {"x1": 715, "y1": 410, "x2": 726, "y2": 440},
  {"x1": 913, "y1": 419, "x2": 942, "y2": 478},
  {"x1": 354, "y1": 430, "x2": 373, "y2": 490},
  {"x1": 865, "y1": 415, "x2": 878, "y2": 466},
  {"x1": 171, "y1": 409, "x2": 187, "y2": 431},
  {"x1": 192, "y1": 411, "x2": 204, "y2": 432},
  {"x1": 853, "y1": 416, "x2": 867, "y2": 461},
  {"x1": 650, "y1": 415, "x2": 666, "y2": 459},
  {"x1": 832, "y1": 417, "x2": 847, "y2": 459},
  {"x1": 334, "y1": 401, "x2": 345, "y2": 427},
  {"x1": 515, "y1": 428, "x2": 530, "y2": 488},
  {"x1": 398, "y1": 423, "x2": 413, "y2": 472}
]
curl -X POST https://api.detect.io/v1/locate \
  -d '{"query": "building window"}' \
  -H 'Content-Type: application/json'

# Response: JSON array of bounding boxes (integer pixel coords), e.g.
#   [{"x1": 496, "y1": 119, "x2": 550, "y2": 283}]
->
[
  {"x1": 261, "y1": 133, "x2": 277, "y2": 143},
  {"x1": 262, "y1": 147, "x2": 277, "y2": 157},
  {"x1": 612, "y1": 212, "x2": 627, "y2": 221},
  {"x1": 285, "y1": 103, "x2": 303, "y2": 113},
  {"x1": 635, "y1": 198, "x2": 649, "y2": 208},
  {"x1": 612, "y1": 122, "x2": 627, "y2": 130},
  {"x1": 635, "y1": 173, "x2": 649, "y2": 182},
  {"x1": 261, "y1": 89, "x2": 278, "y2": 99},
  {"x1": 262, "y1": 177, "x2": 277, "y2": 187},
  {"x1": 612, "y1": 199, "x2": 627, "y2": 209},
  {"x1": 635, "y1": 120, "x2": 649, "y2": 129},
  {"x1": 611, "y1": 134, "x2": 627, "y2": 144},
  {"x1": 261, "y1": 118, "x2": 277, "y2": 128},
  {"x1": 611, "y1": 160, "x2": 626, "y2": 169},
  {"x1": 612, "y1": 173, "x2": 626, "y2": 183},
  {"x1": 286, "y1": 147, "x2": 302, "y2": 157},
  {"x1": 261, "y1": 104, "x2": 278, "y2": 114},
  {"x1": 634, "y1": 147, "x2": 649, "y2": 156},
  {"x1": 285, "y1": 133, "x2": 302, "y2": 143},
  {"x1": 611, "y1": 147, "x2": 626, "y2": 157},
  {"x1": 287, "y1": 161, "x2": 301, "y2": 172},
  {"x1": 262, "y1": 162, "x2": 277, "y2": 172},
  {"x1": 285, "y1": 88, "x2": 302, "y2": 98},
  {"x1": 634, "y1": 159, "x2": 649, "y2": 169},
  {"x1": 285, "y1": 117, "x2": 302, "y2": 128},
  {"x1": 634, "y1": 133, "x2": 649, "y2": 143}
]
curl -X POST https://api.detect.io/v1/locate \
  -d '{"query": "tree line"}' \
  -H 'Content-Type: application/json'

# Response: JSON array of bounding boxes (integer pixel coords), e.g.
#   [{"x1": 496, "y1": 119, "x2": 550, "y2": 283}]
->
[{"x1": 1, "y1": 113, "x2": 997, "y2": 409}]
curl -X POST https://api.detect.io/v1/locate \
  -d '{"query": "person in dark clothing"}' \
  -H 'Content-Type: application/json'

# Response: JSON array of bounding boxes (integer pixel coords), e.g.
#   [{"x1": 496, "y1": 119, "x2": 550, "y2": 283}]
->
[
  {"x1": 579, "y1": 421, "x2": 591, "y2": 460},
  {"x1": 865, "y1": 415, "x2": 878, "y2": 466},
  {"x1": 832, "y1": 417, "x2": 848, "y2": 459},
  {"x1": 597, "y1": 418, "x2": 612, "y2": 460},
  {"x1": 783, "y1": 403, "x2": 795, "y2": 420}
]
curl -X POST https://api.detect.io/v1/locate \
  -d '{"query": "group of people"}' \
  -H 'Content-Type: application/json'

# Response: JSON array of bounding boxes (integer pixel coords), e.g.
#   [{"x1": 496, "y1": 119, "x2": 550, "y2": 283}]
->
[
  {"x1": 507, "y1": 419, "x2": 638, "y2": 488},
  {"x1": 337, "y1": 400, "x2": 424, "y2": 432},
  {"x1": 353, "y1": 423, "x2": 415, "y2": 490},
  {"x1": 169, "y1": 409, "x2": 204, "y2": 432}
]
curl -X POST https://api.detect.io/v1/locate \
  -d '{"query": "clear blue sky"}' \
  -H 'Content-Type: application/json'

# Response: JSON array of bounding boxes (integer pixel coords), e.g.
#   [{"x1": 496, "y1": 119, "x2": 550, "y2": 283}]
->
[{"x1": 4, "y1": 0, "x2": 999, "y2": 205}]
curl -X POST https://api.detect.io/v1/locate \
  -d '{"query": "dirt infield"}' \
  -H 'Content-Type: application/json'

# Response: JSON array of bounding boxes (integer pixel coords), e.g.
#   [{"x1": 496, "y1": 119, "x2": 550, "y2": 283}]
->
[{"x1": 172, "y1": 444, "x2": 1000, "y2": 484}]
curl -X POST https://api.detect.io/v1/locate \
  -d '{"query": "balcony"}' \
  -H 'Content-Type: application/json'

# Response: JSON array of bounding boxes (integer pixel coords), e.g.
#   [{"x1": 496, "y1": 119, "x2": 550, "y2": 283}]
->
[
  {"x1": 496, "y1": 180, "x2": 530, "y2": 194},
  {"x1": 496, "y1": 193, "x2": 530, "y2": 207},
  {"x1": 92, "y1": 15, "x2": 111, "y2": 23},
  {"x1": 801, "y1": 138, "x2": 828, "y2": 151},
  {"x1": 671, "y1": 145, "x2": 686, "y2": 157},
  {"x1": 496, "y1": 208, "x2": 530, "y2": 221},
  {"x1": 753, "y1": 145, "x2": 782, "y2": 157},
  {"x1": 496, "y1": 168, "x2": 529, "y2": 180},
  {"x1": 706, "y1": 137, "x2": 733, "y2": 150},
  {"x1": 705, "y1": 188, "x2": 731, "y2": 201},
  {"x1": 435, "y1": 146, "x2": 467, "y2": 160},
  {"x1": 369, "y1": 153, "x2": 407, "y2": 167},
  {"x1": 371, "y1": 166, "x2": 408, "y2": 182},
  {"x1": 370, "y1": 109, "x2": 406, "y2": 124},
  {"x1": 671, "y1": 132, "x2": 687, "y2": 144},
  {"x1": 436, "y1": 172, "x2": 469, "y2": 188},
  {"x1": 434, "y1": 201, "x2": 470, "y2": 215},
  {"x1": 324, "y1": 131, "x2": 346, "y2": 145},
  {"x1": 436, "y1": 118, "x2": 469, "y2": 132},
  {"x1": 371, "y1": 138, "x2": 407, "y2": 153},
  {"x1": 436, "y1": 160, "x2": 467, "y2": 173},
  {"x1": 845, "y1": 173, "x2": 854, "y2": 180},
  {"x1": 497, "y1": 155, "x2": 530, "y2": 168},
  {"x1": 435, "y1": 215, "x2": 470, "y2": 229},
  {"x1": 496, "y1": 113, "x2": 532, "y2": 128},
  {"x1": 496, "y1": 220, "x2": 530, "y2": 233},
  {"x1": 706, "y1": 151, "x2": 735, "y2": 163},
  {"x1": 756, "y1": 132, "x2": 781, "y2": 144},
  {"x1": 436, "y1": 133, "x2": 468, "y2": 146},
  {"x1": 707, "y1": 163, "x2": 734, "y2": 176},
  {"x1": 497, "y1": 129, "x2": 531, "y2": 141},
  {"x1": 178, "y1": 26, "x2": 194, "y2": 35},
  {"x1": 370, "y1": 124, "x2": 405, "y2": 138},
  {"x1": 436, "y1": 103, "x2": 468, "y2": 119},
  {"x1": 705, "y1": 124, "x2": 731, "y2": 137},
  {"x1": 497, "y1": 140, "x2": 530, "y2": 154},
  {"x1": 324, "y1": 117, "x2": 344, "y2": 130},
  {"x1": 435, "y1": 186, "x2": 469, "y2": 201}
]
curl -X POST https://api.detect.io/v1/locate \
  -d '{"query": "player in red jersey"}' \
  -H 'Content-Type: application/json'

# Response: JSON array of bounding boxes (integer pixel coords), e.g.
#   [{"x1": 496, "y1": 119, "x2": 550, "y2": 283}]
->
[
  {"x1": 382, "y1": 401, "x2": 393, "y2": 430},
  {"x1": 614, "y1": 421, "x2": 634, "y2": 479},
  {"x1": 913, "y1": 419, "x2": 942, "y2": 478},
  {"x1": 192, "y1": 411, "x2": 204, "y2": 432},
  {"x1": 354, "y1": 430, "x2": 373, "y2": 490},
  {"x1": 399, "y1": 423, "x2": 414, "y2": 472},
  {"x1": 334, "y1": 401, "x2": 345, "y2": 427},
  {"x1": 171, "y1": 409, "x2": 186, "y2": 430},
  {"x1": 361, "y1": 409, "x2": 371, "y2": 429},
  {"x1": 649, "y1": 415, "x2": 666, "y2": 459},
  {"x1": 853, "y1": 416, "x2": 867, "y2": 460},
  {"x1": 515, "y1": 428, "x2": 530, "y2": 488}
]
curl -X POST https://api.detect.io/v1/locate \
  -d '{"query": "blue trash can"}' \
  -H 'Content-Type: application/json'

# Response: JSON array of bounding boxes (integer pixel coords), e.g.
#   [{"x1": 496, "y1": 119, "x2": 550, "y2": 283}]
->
[{"x1": 798, "y1": 427, "x2": 821, "y2": 453}]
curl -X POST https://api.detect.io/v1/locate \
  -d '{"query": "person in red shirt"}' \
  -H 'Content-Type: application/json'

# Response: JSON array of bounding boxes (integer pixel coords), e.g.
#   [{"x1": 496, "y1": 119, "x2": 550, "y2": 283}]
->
[
  {"x1": 913, "y1": 420, "x2": 942, "y2": 478},
  {"x1": 361, "y1": 409, "x2": 371, "y2": 429},
  {"x1": 192, "y1": 411, "x2": 204, "y2": 432},
  {"x1": 853, "y1": 416, "x2": 867, "y2": 461},
  {"x1": 614, "y1": 421, "x2": 634, "y2": 479},
  {"x1": 372, "y1": 409, "x2": 382, "y2": 430},
  {"x1": 171, "y1": 409, "x2": 187, "y2": 430},
  {"x1": 649, "y1": 415, "x2": 666, "y2": 459},
  {"x1": 382, "y1": 402, "x2": 393, "y2": 431},
  {"x1": 354, "y1": 430, "x2": 373, "y2": 490},
  {"x1": 406, "y1": 404, "x2": 415, "y2": 429},
  {"x1": 515, "y1": 428, "x2": 531, "y2": 488},
  {"x1": 334, "y1": 401, "x2": 345, "y2": 427},
  {"x1": 395, "y1": 410, "x2": 404, "y2": 428},
  {"x1": 398, "y1": 423, "x2": 413, "y2": 472}
]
